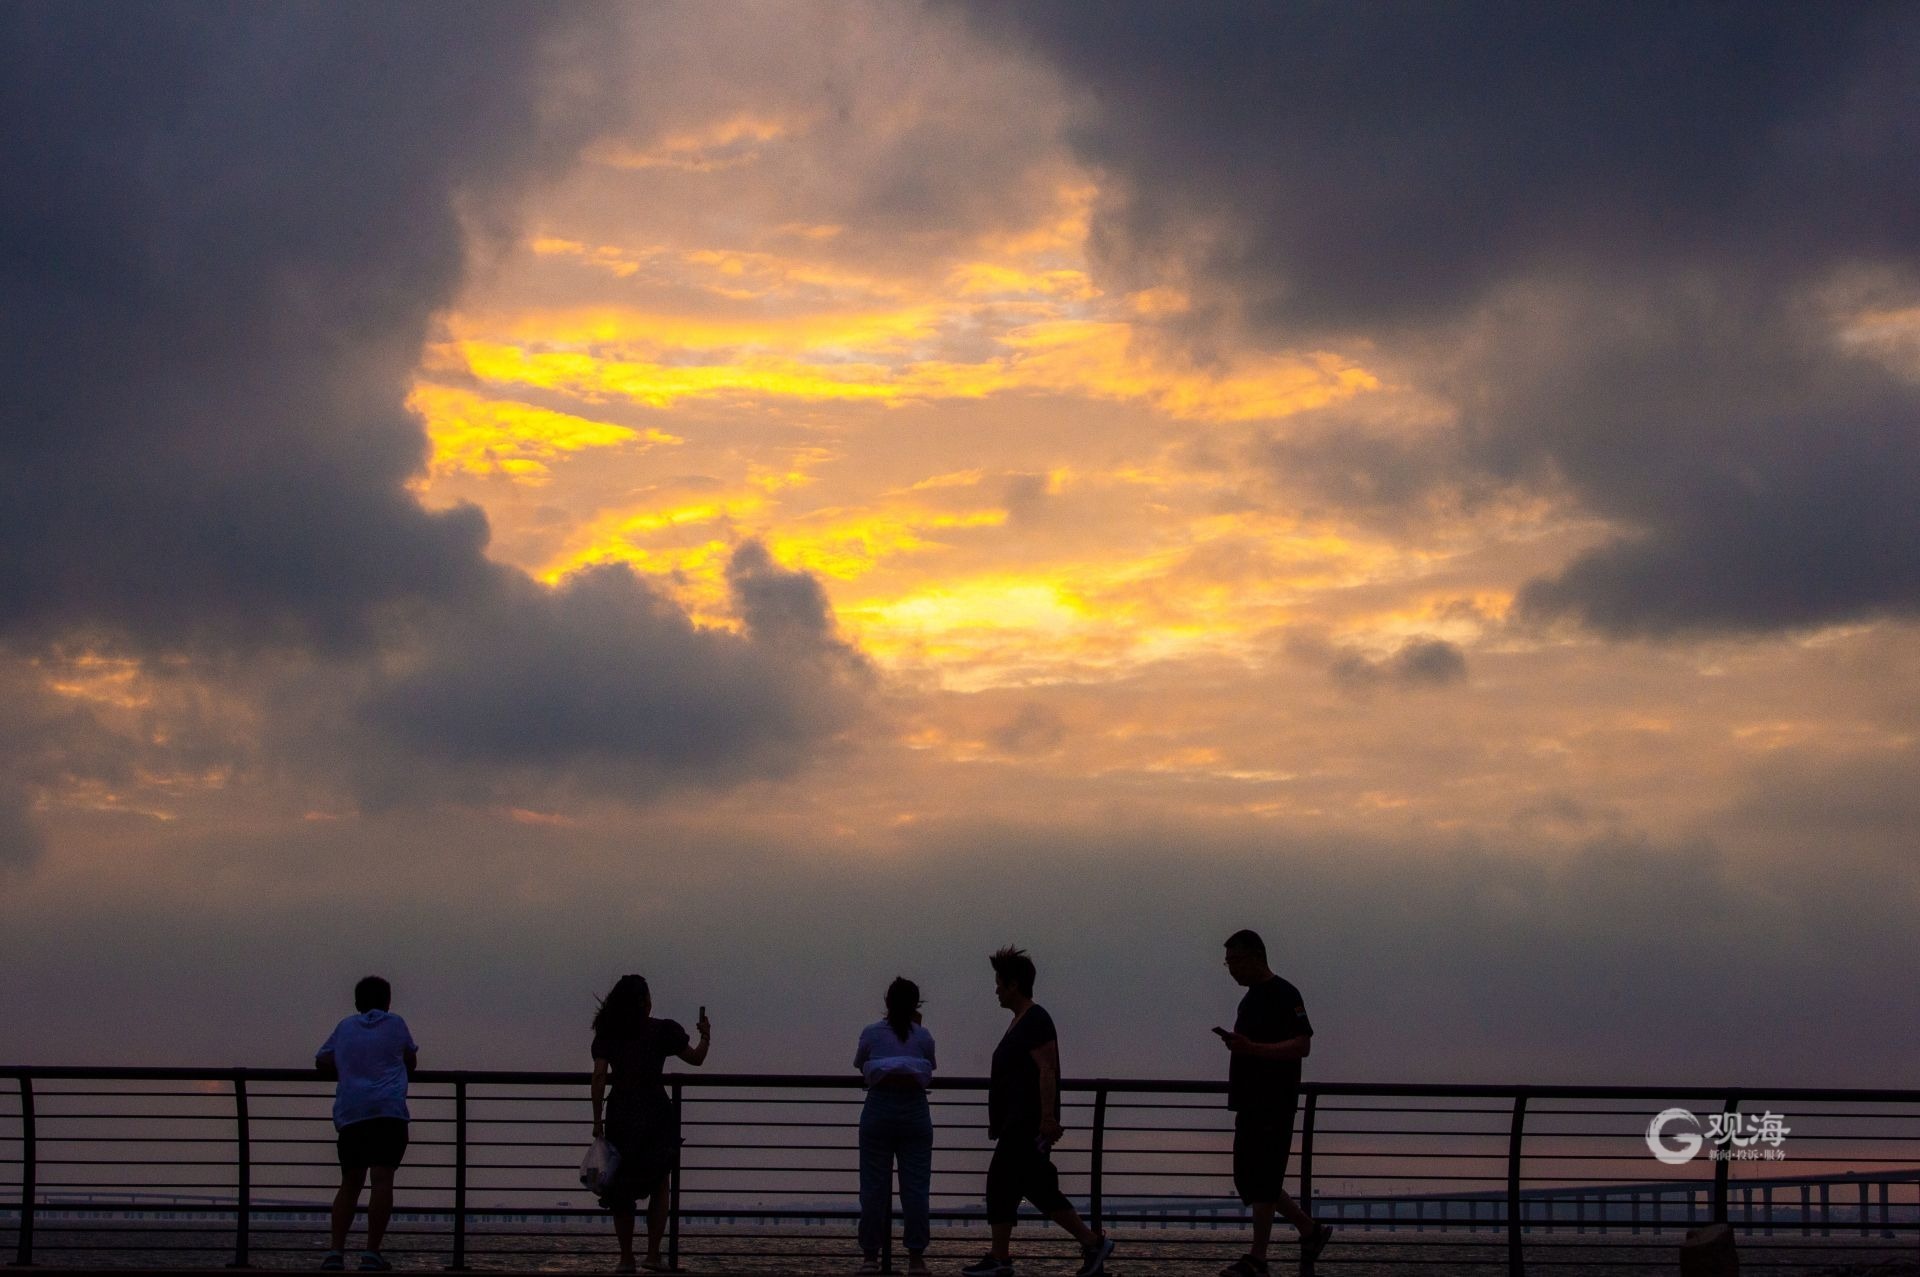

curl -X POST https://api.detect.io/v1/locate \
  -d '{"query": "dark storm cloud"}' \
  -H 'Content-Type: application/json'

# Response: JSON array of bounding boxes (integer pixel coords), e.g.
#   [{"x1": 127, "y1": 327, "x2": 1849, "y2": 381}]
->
[
  {"x1": 980, "y1": 2, "x2": 1920, "y2": 635},
  {"x1": 0, "y1": 5, "x2": 872, "y2": 831},
  {"x1": 360, "y1": 545, "x2": 867, "y2": 791}
]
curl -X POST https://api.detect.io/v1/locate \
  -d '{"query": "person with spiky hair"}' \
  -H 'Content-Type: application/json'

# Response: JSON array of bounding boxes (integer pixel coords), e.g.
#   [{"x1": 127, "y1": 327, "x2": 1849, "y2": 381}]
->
[{"x1": 961, "y1": 947, "x2": 1113, "y2": 1277}]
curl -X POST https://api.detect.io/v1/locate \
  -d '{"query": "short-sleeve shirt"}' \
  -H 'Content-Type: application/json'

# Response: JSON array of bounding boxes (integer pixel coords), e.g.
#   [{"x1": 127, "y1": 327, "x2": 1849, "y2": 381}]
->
[
  {"x1": 1228, "y1": 976, "x2": 1311, "y2": 1114},
  {"x1": 855, "y1": 1020, "x2": 938, "y2": 1089},
  {"x1": 988, "y1": 1004, "x2": 1057, "y2": 1138},
  {"x1": 316, "y1": 1010, "x2": 418, "y2": 1128},
  {"x1": 592, "y1": 1018, "x2": 690, "y2": 1107}
]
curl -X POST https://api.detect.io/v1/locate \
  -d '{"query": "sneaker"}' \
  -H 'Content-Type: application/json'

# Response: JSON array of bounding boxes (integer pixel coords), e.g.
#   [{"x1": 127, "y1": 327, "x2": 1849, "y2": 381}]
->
[
  {"x1": 319, "y1": 1253, "x2": 346, "y2": 1272},
  {"x1": 357, "y1": 1253, "x2": 391, "y2": 1273},
  {"x1": 1219, "y1": 1256, "x2": 1269, "y2": 1277},
  {"x1": 1303, "y1": 1223, "x2": 1334, "y2": 1264},
  {"x1": 960, "y1": 1255, "x2": 1013, "y2": 1277},
  {"x1": 860, "y1": 1259, "x2": 882, "y2": 1274},
  {"x1": 1075, "y1": 1233, "x2": 1115, "y2": 1277},
  {"x1": 908, "y1": 1256, "x2": 932, "y2": 1276}
]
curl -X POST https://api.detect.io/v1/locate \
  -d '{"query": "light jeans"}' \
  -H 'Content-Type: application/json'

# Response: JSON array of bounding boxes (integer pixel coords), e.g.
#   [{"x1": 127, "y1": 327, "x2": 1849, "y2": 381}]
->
[{"x1": 858, "y1": 1088, "x2": 933, "y2": 1256}]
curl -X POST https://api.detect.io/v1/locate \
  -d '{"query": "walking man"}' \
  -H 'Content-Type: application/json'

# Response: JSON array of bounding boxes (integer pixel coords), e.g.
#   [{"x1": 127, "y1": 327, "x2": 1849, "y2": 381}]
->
[
  {"x1": 1216, "y1": 931, "x2": 1331, "y2": 1277},
  {"x1": 316, "y1": 975, "x2": 418, "y2": 1272},
  {"x1": 962, "y1": 946, "x2": 1114, "y2": 1277}
]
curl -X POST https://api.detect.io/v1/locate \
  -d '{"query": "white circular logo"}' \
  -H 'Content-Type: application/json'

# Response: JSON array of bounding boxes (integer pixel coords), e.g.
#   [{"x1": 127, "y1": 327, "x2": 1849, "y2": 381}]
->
[{"x1": 1646, "y1": 1108, "x2": 1704, "y2": 1164}]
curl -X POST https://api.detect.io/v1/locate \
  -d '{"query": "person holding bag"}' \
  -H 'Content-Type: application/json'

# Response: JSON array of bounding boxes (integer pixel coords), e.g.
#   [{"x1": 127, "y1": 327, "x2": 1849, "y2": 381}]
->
[
  {"x1": 854, "y1": 977, "x2": 937, "y2": 1274},
  {"x1": 590, "y1": 975, "x2": 710, "y2": 1273}
]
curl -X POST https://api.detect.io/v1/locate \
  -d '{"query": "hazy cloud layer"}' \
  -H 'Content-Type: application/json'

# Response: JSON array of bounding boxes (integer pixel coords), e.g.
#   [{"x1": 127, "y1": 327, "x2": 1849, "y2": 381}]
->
[
  {"x1": 3, "y1": 813, "x2": 1912, "y2": 1086},
  {"x1": 982, "y1": 3, "x2": 1920, "y2": 635}
]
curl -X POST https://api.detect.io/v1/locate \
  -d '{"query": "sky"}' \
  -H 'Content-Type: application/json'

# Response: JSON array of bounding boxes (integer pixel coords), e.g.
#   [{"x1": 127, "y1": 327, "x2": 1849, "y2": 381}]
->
[{"x1": 2, "y1": 3, "x2": 1918, "y2": 1089}]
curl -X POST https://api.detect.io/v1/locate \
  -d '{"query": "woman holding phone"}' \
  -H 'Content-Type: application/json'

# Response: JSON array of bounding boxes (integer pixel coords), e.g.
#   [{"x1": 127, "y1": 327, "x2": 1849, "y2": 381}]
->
[{"x1": 590, "y1": 975, "x2": 710, "y2": 1272}]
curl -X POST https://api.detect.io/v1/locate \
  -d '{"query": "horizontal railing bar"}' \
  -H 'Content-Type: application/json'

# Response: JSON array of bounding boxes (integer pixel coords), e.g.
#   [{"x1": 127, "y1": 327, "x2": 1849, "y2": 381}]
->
[{"x1": 10, "y1": 1068, "x2": 1920, "y2": 1105}]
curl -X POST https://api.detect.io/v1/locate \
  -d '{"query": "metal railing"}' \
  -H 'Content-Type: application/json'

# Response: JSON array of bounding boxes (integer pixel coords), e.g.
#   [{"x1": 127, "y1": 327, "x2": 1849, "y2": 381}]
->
[{"x1": 4, "y1": 1069, "x2": 1919, "y2": 1272}]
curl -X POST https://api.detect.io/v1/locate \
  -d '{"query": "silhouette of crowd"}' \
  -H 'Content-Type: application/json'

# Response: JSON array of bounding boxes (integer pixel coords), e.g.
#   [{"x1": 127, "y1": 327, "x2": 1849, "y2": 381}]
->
[{"x1": 315, "y1": 932, "x2": 1330, "y2": 1277}]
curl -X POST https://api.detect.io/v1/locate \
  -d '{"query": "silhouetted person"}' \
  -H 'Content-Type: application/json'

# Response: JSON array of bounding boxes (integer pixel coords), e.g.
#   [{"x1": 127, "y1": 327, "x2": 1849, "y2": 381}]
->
[
  {"x1": 962, "y1": 947, "x2": 1113, "y2": 1277},
  {"x1": 315, "y1": 975, "x2": 417, "y2": 1272},
  {"x1": 1216, "y1": 931, "x2": 1330, "y2": 1277},
  {"x1": 591, "y1": 974, "x2": 710, "y2": 1273},
  {"x1": 855, "y1": 977, "x2": 937, "y2": 1274}
]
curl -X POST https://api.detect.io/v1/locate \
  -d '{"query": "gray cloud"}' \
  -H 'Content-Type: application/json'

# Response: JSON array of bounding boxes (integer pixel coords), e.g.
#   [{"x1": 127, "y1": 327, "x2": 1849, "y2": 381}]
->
[
  {"x1": 1330, "y1": 637, "x2": 1468, "y2": 691},
  {"x1": 0, "y1": 6, "x2": 873, "y2": 838},
  {"x1": 348, "y1": 545, "x2": 867, "y2": 803},
  {"x1": 979, "y1": 3, "x2": 1920, "y2": 636}
]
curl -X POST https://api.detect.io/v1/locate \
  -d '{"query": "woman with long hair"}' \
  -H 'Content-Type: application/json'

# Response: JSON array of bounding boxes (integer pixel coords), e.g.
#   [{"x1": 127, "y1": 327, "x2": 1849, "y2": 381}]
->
[
  {"x1": 853, "y1": 977, "x2": 937, "y2": 1274},
  {"x1": 590, "y1": 975, "x2": 710, "y2": 1273}
]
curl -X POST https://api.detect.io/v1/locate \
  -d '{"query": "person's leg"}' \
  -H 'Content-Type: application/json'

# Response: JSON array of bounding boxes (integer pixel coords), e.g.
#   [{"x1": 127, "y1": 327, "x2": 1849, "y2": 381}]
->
[
  {"x1": 612, "y1": 1203, "x2": 637, "y2": 1264},
  {"x1": 900, "y1": 1100, "x2": 933, "y2": 1257},
  {"x1": 365, "y1": 1166, "x2": 396, "y2": 1252},
  {"x1": 1046, "y1": 1203, "x2": 1097, "y2": 1246},
  {"x1": 1276, "y1": 1189, "x2": 1315, "y2": 1235},
  {"x1": 330, "y1": 1165, "x2": 367, "y2": 1253},
  {"x1": 644, "y1": 1176, "x2": 670, "y2": 1264},
  {"x1": 1027, "y1": 1142, "x2": 1096, "y2": 1245},
  {"x1": 1248, "y1": 1203, "x2": 1277, "y2": 1262},
  {"x1": 858, "y1": 1103, "x2": 891, "y2": 1259},
  {"x1": 985, "y1": 1139, "x2": 1019, "y2": 1261}
]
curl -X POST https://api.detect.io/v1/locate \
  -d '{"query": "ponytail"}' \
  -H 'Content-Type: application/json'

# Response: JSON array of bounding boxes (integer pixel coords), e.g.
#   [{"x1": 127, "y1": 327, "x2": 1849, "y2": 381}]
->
[{"x1": 884, "y1": 976, "x2": 920, "y2": 1042}]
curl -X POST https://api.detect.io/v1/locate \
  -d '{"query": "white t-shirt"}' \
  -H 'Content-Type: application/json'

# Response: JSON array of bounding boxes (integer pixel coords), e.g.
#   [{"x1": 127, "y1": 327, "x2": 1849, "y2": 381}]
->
[
  {"x1": 854, "y1": 1019, "x2": 937, "y2": 1089},
  {"x1": 317, "y1": 1010, "x2": 418, "y2": 1127}
]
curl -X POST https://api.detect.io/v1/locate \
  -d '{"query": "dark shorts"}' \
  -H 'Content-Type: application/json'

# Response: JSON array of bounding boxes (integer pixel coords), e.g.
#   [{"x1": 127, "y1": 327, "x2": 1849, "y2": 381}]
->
[
  {"x1": 337, "y1": 1117, "x2": 409, "y2": 1171},
  {"x1": 985, "y1": 1134, "x2": 1071, "y2": 1224},
  {"x1": 1232, "y1": 1107, "x2": 1297, "y2": 1205}
]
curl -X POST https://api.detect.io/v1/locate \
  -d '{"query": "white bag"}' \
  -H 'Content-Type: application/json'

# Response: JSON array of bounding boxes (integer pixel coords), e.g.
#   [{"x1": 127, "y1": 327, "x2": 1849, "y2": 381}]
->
[{"x1": 579, "y1": 1136, "x2": 622, "y2": 1193}]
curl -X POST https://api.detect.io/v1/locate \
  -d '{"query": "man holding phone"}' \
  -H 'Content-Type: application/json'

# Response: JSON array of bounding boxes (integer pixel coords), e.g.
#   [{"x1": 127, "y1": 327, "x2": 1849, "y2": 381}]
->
[{"x1": 1216, "y1": 930, "x2": 1331, "y2": 1277}]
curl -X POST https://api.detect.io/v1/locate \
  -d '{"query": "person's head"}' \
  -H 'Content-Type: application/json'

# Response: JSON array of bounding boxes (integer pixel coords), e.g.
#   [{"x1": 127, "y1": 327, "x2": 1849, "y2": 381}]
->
[
  {"x1": 353, "y1": 975, "x2": 391, "y2": 1013},
  {"x1": 990, "y1": 946, "x2": 1036, "y2": 1008},
  {"x1": 1222, "y1": 930, "x2": 1272, "y2": 987},
  {"x1": 884, "y1": 976, "x2": 922, "y2": 1041},
  {"x1": 592, "y1": 974, "x2": 652, "y2": 1035}
]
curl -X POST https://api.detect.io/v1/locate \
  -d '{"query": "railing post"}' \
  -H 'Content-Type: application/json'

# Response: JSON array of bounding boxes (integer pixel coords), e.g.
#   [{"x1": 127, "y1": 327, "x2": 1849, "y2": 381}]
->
[
  {"x1": 1089, "y1": 1086, "x2": 1108, "y2": 1234},
  {"x1": 1299, "y1": 1092, "x2": 1318, "y2": 1274},
  {"x1": 10, "y1": 1076, "x2": 32, "y2": 1268},
  {"x1": 668, "y1": 1080, "x2": 683, "y2": 1272},
  {"x1": 1712, "y1": 1094, "x2": 1739, "y2": 1225},
  {"x1": 1506, "y1": 1092, "x2": 1527, "y2": 1277},
  {"x1": 448, "y1": 1080, "x2": 468, "y2": 1272},
  {"x1": 229, "y1": 1071, "x2": 250, "y2": 1269}
]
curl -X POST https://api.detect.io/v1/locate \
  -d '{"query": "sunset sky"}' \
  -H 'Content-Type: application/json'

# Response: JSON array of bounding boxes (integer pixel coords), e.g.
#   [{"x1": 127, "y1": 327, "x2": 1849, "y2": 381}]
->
[{"x1": 3, "y1": 4, "x2": 1918, "y2": 1086}]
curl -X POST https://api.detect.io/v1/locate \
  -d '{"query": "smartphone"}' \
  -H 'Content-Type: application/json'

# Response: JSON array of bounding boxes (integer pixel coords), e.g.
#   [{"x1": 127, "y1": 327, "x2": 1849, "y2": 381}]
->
[
  {"x1": 699, "y1": 1005, "x2": 707, "y2": 1020},
  {"x1": 1211, "y1": 1026, "x2": 1231, "y2": 1038}
]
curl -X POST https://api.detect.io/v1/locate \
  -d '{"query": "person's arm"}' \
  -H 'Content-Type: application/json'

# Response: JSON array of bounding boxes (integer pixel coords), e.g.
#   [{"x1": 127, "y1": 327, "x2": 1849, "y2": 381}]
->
[
  {"x1": 1033, "y1": 1038, "x2": 1064, "y2": 1143},
  {"x1": 591, "y1": 1057, "x2": 609, "y2": 1138},
  {"x1": 315, "y1": 1030, "x2": 338, "y2": 1080},
  {"x1": 1220, "y1": 1030, "x2": 1312, "y2": 1060},
  {"x1": 854, "y1": 1029, "x2": 871, "y2": 1074},
  {"x1": 677, "y1": 1010, "x2": 712, "y2": 1067},
  {"x1": 404, "y1": 1046, "x2": 419, "y2": 1077}
]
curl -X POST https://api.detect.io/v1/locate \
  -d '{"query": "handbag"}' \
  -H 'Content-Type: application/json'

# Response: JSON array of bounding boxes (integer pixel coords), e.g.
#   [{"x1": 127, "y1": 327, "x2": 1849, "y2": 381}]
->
[{"x1": 579, "y1": 1135, "x2": 622, "y2": 1193}]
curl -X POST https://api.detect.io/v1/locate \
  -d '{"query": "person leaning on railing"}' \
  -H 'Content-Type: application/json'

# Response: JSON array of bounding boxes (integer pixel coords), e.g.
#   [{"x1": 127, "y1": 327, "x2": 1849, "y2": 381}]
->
[
  {"x1": 854, "y1": 976, "x2": 938, "y2": 1274},
  {"x1": 590, "y1": 974, "x2": 711, "y2": 1274}
]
